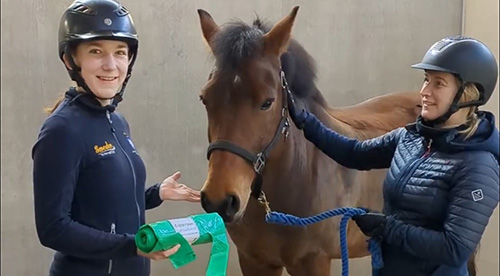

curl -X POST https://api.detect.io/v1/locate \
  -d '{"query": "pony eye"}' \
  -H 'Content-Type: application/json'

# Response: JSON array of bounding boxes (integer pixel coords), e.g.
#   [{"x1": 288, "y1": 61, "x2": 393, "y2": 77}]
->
[{"x1": 260, "y1": 98, "x2": 275, "y2": 110}]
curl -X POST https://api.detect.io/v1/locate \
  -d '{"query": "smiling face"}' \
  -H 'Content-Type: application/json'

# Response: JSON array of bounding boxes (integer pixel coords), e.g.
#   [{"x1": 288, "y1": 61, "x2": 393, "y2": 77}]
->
[
  {"x1": 65, "y1": 40, "x2": 129, "y2": 103},
  {"x1": 419, "y1": 71, "x2": 460, "y2": 121}
]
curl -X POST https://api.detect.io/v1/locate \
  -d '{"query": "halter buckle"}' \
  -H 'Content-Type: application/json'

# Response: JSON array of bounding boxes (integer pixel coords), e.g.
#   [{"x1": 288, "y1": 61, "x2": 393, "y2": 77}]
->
[{"x1": 254, "y1": 153, "x2": 266, "y2": 174}]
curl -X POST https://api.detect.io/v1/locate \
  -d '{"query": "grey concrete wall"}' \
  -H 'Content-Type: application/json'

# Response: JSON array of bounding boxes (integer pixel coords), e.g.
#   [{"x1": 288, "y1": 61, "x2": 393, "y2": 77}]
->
[
  {"x1": 464, "y1": 1, "x2": 500, "y2": 276},
  {"x1": 1, "y1": 0, "x2": 493, "y2": 275}
]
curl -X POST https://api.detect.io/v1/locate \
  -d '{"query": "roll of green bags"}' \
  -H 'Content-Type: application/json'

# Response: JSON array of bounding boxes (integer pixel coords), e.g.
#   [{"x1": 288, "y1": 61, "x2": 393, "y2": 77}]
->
[{"x1": 135, "y1": 213, "x2": 229, "y2": 276}]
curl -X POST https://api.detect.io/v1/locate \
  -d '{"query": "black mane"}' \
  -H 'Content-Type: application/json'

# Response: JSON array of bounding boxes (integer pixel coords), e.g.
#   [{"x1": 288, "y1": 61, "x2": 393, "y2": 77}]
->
[{"x1": 211, "y1": 16, "x2": 324, "y2": 104}]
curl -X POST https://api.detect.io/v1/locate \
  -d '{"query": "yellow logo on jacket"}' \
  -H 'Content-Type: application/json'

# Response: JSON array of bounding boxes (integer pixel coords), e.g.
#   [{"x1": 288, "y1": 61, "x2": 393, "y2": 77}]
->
[{"x1": 94, "y1": 141, "x2": 116, "y2": 156}]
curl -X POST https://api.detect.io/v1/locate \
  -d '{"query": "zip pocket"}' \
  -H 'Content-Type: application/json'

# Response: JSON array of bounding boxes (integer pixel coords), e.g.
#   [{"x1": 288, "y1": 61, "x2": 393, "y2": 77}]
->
[{"x1": 108, "y1": 223, "x2": 116, "y2": 274}]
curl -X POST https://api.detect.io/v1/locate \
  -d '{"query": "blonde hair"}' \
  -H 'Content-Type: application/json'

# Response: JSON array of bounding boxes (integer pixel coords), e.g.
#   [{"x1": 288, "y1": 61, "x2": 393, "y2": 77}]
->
[
  {"x1": 458, "y1": 83, "x2": 481, "y2": 139},
  {"x1": 45, "y1": 45, "x2": 79, "y2": 115},
  {"x1": 44, "y1": 94, "x2": 66, "y2": 115}
]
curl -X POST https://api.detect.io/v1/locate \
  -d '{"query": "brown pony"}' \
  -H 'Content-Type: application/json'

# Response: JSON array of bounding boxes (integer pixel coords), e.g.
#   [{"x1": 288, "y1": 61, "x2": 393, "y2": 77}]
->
[{"x1": 196, "y1": 7, "x2": 477, "y2": 276}]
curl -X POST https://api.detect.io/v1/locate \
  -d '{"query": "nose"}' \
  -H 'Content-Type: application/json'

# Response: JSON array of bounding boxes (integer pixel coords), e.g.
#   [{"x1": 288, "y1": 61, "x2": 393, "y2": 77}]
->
[
  {"x1": 102, "y1": 54, "x2": 117, "y2": 70},
  {"x1": 420, "y1": 83, "x2": 431, "y2": 97},
  {"x1": 201, "y1": 192, "x2": 240, "y2": 222}
]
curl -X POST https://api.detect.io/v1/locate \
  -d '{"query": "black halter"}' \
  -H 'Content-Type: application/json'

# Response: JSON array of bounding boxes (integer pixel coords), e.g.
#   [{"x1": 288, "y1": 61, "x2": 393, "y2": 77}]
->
[{"x1": 206, "y1": 70, "x2": 291, "y2": 199}]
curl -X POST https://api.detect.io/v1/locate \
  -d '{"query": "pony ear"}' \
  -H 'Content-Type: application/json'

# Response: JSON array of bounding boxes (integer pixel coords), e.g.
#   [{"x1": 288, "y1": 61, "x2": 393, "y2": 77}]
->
[
  {"x1": 263, "y1": 6, "x2": 299, "y2": 56},
  {"x1": 198, "y1": 9, "x2": 219, "y2": 51}
]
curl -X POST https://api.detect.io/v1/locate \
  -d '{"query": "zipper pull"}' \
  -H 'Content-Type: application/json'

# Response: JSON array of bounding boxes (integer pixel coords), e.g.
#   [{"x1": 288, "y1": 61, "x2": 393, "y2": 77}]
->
[
  {"x1": 106, "y1": 111, "x2": 112, "y2": 123},
  {"x1": 108, "y1": 223, "x2": 116, "y2": 274},
  {"x1": 106, "y1": 111, "x2": 116, "y2": 133},
  {"x1": 423, "y1": 139, "x2": 433, "y2": 157}
]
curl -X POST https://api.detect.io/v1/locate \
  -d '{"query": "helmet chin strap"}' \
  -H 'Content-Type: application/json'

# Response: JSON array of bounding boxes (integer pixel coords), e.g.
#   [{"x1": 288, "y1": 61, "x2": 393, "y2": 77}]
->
[
  {"x1": 112, "y1": 47, "x2": 137, "y2": 106},
  {"x1": 111, "y1": 67, "x2": 132, "y2": 106}
]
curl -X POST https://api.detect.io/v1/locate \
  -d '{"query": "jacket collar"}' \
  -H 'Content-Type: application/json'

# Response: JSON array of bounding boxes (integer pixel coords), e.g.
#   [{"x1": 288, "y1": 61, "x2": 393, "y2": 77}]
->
[
  {"x1": 406, "y1": 112, "x2": 499, "y2": 161},
  {"x1": 65, "y1": 87, "x2": 116, "y2": 113},
  {"x1": 406, "y1": 116, "x2": 465, "y2": 144}
]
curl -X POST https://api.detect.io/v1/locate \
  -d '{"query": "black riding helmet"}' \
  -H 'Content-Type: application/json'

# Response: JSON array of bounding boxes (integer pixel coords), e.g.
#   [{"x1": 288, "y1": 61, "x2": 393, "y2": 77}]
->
[
  {"x1": 411, "y1": 36, "x2": 498, "y2": 125},
  {"x1": 58, "y1": 0, "x2": 139, "y2": 105}
]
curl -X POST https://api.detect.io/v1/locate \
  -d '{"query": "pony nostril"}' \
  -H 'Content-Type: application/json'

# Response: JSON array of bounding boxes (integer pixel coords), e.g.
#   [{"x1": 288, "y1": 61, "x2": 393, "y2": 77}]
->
[
  {"x1": 200, "y1": 192, "x2": 240, "y2": 221},
  {"x1": 230, "y1": 195, "x2": 239, "y2": 212},
  {"x1": 225, "y1": 195, "x2": 240, "y2": 217}
]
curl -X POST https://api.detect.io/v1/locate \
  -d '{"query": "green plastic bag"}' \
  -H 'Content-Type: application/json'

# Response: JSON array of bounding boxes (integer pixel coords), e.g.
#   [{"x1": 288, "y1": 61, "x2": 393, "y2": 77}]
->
[{"x1": 135, "y1": 213, "x2": 229, "y2": 276}]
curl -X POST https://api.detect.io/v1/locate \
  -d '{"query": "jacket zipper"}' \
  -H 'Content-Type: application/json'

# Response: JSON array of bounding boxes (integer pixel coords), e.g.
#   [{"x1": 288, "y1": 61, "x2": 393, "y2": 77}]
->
[
  {"x1": 422, "y1": 139, "x2": 433, "y2": 158},
  {"x1": 393, "y1": 139, "x2": 433, "y2": 208},
  {"x1": 108, "y1": 223, "x2": 116, "y2": 274},
  {"x1": 105, "y1": 111, "x2": 141, "y2": 226}
]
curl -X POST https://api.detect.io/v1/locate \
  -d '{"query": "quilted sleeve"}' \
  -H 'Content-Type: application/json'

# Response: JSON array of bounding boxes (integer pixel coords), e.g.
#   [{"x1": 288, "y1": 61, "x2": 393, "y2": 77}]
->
[
  {"x1": 302, "y1": 111, "x2": 402, "y2": 170},
  {"x1": 383, "y1": 153, "x2": 499, "y2": 266}
]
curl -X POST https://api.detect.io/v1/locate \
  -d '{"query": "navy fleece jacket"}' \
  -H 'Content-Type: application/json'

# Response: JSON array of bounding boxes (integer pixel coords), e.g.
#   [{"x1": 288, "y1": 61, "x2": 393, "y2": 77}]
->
[{"x1": 32, "y1": 88, "x2": 163, "y2": 276}]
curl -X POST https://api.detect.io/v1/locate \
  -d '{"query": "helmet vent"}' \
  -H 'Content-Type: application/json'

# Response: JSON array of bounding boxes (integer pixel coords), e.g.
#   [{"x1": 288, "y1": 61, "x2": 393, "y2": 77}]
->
[
  {"x1": 448, "y1": 35, "x2": 472, "y2": 41},
  {"x1": 432, "y1": 40, "x2": 453, "y2": 51},
  {"x1": 115, "y1": 6, "x2": 130, "y2": 17},
  {"x1": 69, "y1": 3, "x2": 97, "y2": 15},
  {"x1": 433, "y1": 35, "x2": 473, "y2": 51}
]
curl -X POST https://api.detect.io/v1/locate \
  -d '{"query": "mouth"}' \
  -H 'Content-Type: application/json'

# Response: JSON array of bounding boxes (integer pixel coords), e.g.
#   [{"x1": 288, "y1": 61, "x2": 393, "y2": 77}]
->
[
  {"x1": 97, "y1": 76, "x2": 118, "y2": 82},
  {"x1": 212, "y1": 208, "x2": 245, "y2": 224},
  {"x1": 223, "y1": 211, "x2": 245, "y2": 225},
  {"x1": 422, "y1": 101, "x2": 436, "y2": 107}
]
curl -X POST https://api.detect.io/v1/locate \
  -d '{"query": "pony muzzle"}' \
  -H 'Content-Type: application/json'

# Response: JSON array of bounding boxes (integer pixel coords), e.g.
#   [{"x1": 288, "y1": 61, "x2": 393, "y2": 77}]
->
[{"x1": 200, "y1": 191, "x2": 242, "y2": 223}]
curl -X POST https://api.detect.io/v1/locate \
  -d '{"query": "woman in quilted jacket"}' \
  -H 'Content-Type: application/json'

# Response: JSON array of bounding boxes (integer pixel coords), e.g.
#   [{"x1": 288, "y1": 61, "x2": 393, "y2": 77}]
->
[{"x1": 287, "y1": 36, "x2": 499, "y2": 276}]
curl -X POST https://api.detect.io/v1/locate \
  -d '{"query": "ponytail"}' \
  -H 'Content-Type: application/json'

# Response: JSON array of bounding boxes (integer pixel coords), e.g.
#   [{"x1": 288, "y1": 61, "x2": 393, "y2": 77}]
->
[
  {"x1": 43, "y1": 94, "x2": 66, "y2": 115},
  {"x1": 458, "y1": 83, "x2": 481, "y2": 140}
]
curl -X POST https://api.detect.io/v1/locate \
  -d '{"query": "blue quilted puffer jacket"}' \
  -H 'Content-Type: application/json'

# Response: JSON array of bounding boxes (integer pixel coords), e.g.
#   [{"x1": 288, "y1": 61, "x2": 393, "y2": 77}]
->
[{"x1": 301, "y1": 110, "x2": 499, "y2": 276}]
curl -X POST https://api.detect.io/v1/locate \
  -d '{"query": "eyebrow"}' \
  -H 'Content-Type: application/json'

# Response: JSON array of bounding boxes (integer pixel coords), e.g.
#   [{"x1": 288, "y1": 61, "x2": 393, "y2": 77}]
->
[
  {"x1": 424, "y1": 73, "x2": 448, "y2": 84},
  {"x1": 86, "y1": 42, "x2": 128, "y2": 49},
  {"x1": 435, "y1": 76, "x2": 448, "y2": 83}
]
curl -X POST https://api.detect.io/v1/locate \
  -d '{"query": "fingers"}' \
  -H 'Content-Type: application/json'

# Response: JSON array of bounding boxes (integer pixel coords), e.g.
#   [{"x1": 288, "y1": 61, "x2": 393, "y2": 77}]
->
[
  {"x1": 190, "y1": 189, "x2": 201, "y2": 196},
  {"x1": 170, "y1": 171, "x2": 181, "y2": 181},
  {"x1": 184, "y1": 194, "x2": 201, "y2": 202},
  {"x1": 175, "y1": 190, "x2": 201, "y2": 202},
  {"x1": 187, "y1": 189, "x2": 201, "y2": 202},
  {"x1": 178, "y1": 185, "x2": 201, "y2": 199},
  {"x1": 149, "y1": 244, "x2": 181, "y2": 260},
  {"x1": 188, "y1": 195, "x2": 201, "y2": 202},
  {"x1": 163, "y1": 244, "x2": 181, "y2": 257}
]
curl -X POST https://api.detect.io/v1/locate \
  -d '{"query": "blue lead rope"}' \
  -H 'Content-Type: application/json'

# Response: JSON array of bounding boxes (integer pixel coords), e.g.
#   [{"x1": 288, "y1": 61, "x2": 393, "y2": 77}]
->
[{"x1": 265, "y1": 207, "x2": 383, "y2": 276}]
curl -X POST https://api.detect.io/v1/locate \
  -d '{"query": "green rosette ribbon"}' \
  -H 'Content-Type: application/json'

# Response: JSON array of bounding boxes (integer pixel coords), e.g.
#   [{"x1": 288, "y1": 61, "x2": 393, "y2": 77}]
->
[{"x1": 135, "y1": 213, "x2": 229, "y2": 276}]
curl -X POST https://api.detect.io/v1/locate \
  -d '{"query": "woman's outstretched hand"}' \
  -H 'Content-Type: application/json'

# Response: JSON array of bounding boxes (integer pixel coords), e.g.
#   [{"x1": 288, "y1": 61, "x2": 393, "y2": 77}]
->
[{"x1": 159, "y1": 171, "x2": 201, "y2": 202}]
